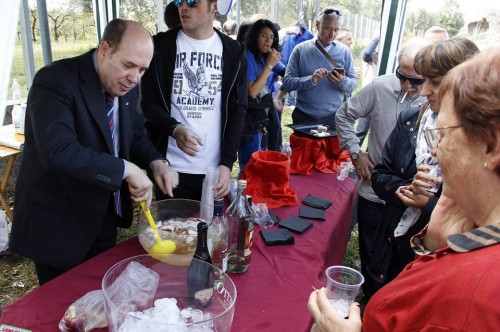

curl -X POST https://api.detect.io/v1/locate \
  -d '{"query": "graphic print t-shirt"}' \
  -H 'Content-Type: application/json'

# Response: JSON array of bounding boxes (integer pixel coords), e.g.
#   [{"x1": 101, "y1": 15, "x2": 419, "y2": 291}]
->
[{"x1": 168, "y1": 30, "x2": 223, "y2": 174}]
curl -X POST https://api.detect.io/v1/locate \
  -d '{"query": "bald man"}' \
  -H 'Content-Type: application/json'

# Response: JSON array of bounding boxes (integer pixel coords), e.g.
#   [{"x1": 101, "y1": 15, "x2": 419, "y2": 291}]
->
[{"x1": 10, "y1": 19, "x2": 176, "y2": 285}]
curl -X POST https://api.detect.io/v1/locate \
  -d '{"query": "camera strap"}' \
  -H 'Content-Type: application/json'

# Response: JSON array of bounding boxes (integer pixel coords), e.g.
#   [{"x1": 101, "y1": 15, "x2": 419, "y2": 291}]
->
[{"x1": 314, "y1": 39, "x2": 339, "y2": 69}]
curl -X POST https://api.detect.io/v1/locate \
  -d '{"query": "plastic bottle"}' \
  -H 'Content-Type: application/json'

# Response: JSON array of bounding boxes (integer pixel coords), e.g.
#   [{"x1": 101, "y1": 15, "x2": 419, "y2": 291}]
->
[
  {"x1": 281, "y1": 142, "x2": 292, "y2": 160},
  {"x1": 0, "y1": 210, "x2": 10, "y2": 252},
  {"x1": 208, "y1": 197, "x2": 228, "y2": 276},
  {"x1": 12, "y1": 105, "x2": 21, "y2": 132},
  {"x1": 226, "y1": 180, "x2": 254, "y2": 273},
  {"x1": 187, "y1": 222, "x2": 214, "y2": 306},
  {"x1": 12, "y1": 79, "x2": 21, "y2": 103}
]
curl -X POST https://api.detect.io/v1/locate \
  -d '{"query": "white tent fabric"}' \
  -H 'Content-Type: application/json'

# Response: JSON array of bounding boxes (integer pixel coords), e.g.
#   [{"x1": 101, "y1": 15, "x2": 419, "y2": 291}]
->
[{"x1": 0, "y1": 0, "x2": 22, "y2": 124}]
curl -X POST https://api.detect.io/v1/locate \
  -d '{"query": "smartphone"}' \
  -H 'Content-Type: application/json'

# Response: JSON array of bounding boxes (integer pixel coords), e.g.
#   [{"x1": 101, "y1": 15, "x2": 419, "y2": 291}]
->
[{"x1": 333, "y1": 67, "x2": 345, "y2": 75}]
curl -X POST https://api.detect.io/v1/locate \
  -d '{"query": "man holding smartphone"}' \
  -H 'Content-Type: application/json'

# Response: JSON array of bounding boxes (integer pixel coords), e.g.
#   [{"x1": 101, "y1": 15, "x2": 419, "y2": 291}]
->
[{"x1": 282, "y1": 7, "x2": 357, "y2": 127}]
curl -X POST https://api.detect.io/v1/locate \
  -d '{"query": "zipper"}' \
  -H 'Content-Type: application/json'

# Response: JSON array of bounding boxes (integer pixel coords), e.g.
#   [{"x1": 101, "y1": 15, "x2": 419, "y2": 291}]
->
[
  {"x1": 222, "y1": 56, "x2": 242, "y2": 142},
  {"x1": 154, "y1": 51, "x2": 171, "y2": 115}
]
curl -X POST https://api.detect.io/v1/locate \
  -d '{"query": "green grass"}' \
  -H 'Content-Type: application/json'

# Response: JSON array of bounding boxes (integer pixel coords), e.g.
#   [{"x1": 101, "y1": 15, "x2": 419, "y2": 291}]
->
[{"x1": 9, "y1": 40, "x2": 96, "y2": 100}]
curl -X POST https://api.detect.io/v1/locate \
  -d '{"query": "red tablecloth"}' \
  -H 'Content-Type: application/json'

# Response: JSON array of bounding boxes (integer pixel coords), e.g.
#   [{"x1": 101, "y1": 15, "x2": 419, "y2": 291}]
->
[{"x1": 0, "y1": 173, "x2": 356, "y2": 332}]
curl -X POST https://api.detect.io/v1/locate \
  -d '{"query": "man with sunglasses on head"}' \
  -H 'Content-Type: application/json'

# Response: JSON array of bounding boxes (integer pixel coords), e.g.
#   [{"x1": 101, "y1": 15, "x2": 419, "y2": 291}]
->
[
  {"x1": 141, "y1": 0, "x2": 247, "y2": 201},
  {"x1": 282, "y1": 7, "x2": 357, "y2": 128},
  {"x1": 335, "y1": 37, "x2": 429, "y2": 304}
]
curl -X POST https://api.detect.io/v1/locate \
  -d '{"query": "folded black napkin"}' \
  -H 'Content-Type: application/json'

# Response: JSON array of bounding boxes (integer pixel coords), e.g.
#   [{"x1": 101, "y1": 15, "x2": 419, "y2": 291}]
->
[
  {"x1": 260, "y1": 229, "x2": 295, "y2": 246},
  {"x1": 299, "y1": 207, "x2": 326, "y2": 220},
  {"x1": 268, "y1": 210, "x2": 280, "y2": 225},
  {"x1": 279, "y1": 216, "x2": 313, "y2": 234},
  {"x1": 302, "y1": 194, "x2": 333, "y2": 210}
]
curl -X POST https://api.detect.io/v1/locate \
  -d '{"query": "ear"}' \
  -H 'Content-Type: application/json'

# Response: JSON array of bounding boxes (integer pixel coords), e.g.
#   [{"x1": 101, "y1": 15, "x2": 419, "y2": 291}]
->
[
  {"x1": 97, "y1": 40, "x2": 109, "y2": 60},
  {"x1": 211, "y1": 0, "x2": 218, "y2": 16},
  {"x1": 486, "y1": 128, "x2": 500, "y2": 171}
]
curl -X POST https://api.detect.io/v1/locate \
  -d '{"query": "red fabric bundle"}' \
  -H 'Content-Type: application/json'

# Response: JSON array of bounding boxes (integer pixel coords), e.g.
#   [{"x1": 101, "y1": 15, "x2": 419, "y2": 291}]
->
[
  {"x1": 289, "y1": 133, "x2": 350, "y2": 175},
  {"x1": 241, "y1": 151, "x2": 298, "y2": 208}
]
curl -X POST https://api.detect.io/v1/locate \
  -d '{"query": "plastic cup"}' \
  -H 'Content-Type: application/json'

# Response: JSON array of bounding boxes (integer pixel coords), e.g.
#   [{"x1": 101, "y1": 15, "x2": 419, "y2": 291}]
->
[
  {"x1": 425, "y1": 164, "x2": 442, "y2": 193},
  {"x1": 325, "y1": 266, "x2": 364, "y2": 317}
]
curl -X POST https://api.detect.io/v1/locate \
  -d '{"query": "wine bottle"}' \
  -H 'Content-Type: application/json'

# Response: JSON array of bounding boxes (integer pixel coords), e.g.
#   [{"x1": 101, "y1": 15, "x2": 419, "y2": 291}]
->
[
  {"x1": 226, "y1": 180, "x2": 254, "y2": 273},
  {"x1": 187, "y1": 222, "x2": 214, "y2": 307},
  {"x1": 208, "y1": 197, "x2": 229, "y2": 276}
]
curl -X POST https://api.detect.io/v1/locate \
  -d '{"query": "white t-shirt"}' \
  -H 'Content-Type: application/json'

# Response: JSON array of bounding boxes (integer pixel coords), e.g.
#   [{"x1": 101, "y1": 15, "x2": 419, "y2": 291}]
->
[{"x1": 168, "y1": 30, "x2": 223, "y2": 174}]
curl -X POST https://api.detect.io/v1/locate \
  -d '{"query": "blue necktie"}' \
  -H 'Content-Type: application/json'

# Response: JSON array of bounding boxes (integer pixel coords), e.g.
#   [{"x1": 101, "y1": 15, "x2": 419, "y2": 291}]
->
[{"x1": 105, "y1": 93, "x2": 122, "y2": 216}]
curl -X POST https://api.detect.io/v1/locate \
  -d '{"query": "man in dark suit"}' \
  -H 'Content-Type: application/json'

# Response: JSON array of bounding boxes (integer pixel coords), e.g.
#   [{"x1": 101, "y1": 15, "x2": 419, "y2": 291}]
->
[{"x1": 10, "y1": 19, "x2": 178, "y2": 285}]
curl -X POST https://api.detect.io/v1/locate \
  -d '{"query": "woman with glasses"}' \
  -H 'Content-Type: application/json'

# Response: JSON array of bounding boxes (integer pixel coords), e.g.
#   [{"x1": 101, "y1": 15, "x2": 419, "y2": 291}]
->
[
  {"x1": 238, "y1": 19, "x2": 286, "y2": 173},
  {"x1": 368, "y1": 37, "x2": 479, "y2": 292},
  {"x1": 309, "y1": 48, "x2": 500, "y2": 332}
]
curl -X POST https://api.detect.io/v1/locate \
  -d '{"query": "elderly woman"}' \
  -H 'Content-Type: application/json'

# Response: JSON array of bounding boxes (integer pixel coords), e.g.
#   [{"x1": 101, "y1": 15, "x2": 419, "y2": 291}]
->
[
  {"x1": 368, "y1": 37, "x2": 480, "y2": 290},
  {"x1": 308, "y1": 49, "x2": 500, "y2": 331}
]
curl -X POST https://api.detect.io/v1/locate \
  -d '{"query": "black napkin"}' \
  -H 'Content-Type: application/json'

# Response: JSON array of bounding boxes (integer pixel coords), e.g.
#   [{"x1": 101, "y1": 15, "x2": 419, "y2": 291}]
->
[
  {"x1": 268, "y1": 210, "x2": 280, "y2": 224},
  {"x1": 299, "y1": 207, "x2": 326, "y2": 220},
  {"x1": 260, "y1": 229, "x2": 295, "y2": 246},
  {"x1": 302, "y1": 194, "x2": 333, "y2": 210},
  {"x1": 279, "y1": 216, "x2": 313, "y2": 234}
]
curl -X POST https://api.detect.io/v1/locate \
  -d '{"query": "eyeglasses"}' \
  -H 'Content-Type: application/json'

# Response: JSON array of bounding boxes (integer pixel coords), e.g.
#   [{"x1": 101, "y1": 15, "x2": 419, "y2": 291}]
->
[
  {"x1": 174, "y1": 0, "x2": 199, "y2": 8},
  {"x1": 395, "y1": 67, "x2": 425, "y2": 85},
  {"x1": 322, "y1": 8, "x2": 342, "y2": 16},
  {"x1": 260, "y1": 33, "x2": 275, "y2": 41},
  {"x1": 423, "y1": 125, "x2": 462, "y2": 150}
]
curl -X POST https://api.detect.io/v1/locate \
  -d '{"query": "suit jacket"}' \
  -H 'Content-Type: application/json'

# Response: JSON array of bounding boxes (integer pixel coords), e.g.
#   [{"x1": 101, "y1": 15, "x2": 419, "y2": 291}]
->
[{"x1": 10, "y1": 50, "x2": 163, "y2": 270}]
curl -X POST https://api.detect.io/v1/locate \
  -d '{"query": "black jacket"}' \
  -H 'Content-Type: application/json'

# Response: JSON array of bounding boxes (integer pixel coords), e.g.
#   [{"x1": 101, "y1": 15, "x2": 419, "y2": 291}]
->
[
  {"x1": 10, "y1": 51, "x2": 163, "y2": 270},
  {"x1": 141, "y1": 27, "x2": 248, "y2": 170},
  {"x1": 369, "y1": 105, "x2": 438, "y2": 286}
]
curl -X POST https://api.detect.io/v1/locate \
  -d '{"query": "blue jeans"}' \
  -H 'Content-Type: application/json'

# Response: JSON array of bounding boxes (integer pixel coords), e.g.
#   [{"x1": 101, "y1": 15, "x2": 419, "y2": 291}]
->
[{"x1": 238, "y1": 132, "x2": 261, "y2": 178}]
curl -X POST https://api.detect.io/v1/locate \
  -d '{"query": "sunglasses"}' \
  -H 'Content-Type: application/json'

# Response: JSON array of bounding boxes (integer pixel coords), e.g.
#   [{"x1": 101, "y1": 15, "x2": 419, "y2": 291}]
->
[
  {"x1": 395, "y1": 67, "x2": 425, "y2": 85},
  {"x1": 322, "y1": 8, "x2": 342, "y2": 16},
  {"x1": 174, "y1": 0, "x2": 199, "y2": 8}
]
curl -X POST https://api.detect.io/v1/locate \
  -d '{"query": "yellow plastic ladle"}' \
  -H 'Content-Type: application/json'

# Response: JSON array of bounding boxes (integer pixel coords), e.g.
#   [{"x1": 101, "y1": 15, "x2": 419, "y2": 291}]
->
[{"x1": 140, "y1": 201, "x2": 176, "y2": 255}]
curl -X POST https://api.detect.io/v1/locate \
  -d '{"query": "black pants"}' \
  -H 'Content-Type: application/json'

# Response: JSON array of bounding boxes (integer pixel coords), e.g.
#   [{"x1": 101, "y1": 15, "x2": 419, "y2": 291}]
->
[
  {"x1": 155, "y1": 172, "x2": 205, "y2": 201},
  {"x1": 35, "y1": 205, "x2": 118, "y2": 285},
  {"x1": 357, "y1": 196, "x2": 384, "y2": 299}
]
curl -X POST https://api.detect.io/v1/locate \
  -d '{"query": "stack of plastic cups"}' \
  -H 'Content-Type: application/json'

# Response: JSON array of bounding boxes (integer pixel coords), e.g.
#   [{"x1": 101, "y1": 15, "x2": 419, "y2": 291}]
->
[{"x1": 200, "y1": 167, "x2": 219, "y2": 222}]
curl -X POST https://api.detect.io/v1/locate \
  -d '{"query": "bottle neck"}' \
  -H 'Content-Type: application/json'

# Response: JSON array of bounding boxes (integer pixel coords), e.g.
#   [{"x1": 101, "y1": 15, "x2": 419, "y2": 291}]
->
[
  {"x1": 213, "y1": 198, "x2": 224, "y2": 217},
  {"x1": 195, "y1": 223, "x2": 211, "y2": 261}
]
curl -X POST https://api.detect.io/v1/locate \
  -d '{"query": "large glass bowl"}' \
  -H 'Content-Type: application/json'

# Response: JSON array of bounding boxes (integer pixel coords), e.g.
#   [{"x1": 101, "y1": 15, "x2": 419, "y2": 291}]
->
[
  {"x1": 102, "y1": 254, "x2": 237, "y2": 331},
  {"x1": 137, "y1": 199, "x2": 211, "y2": 266}
]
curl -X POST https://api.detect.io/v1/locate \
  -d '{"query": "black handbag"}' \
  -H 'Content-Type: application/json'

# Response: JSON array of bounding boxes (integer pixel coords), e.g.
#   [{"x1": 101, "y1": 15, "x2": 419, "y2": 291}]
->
[
  {"x1": 244, "y1": 85, "x2": 271, "y2": 134},
  {"x1": 242, "y1": 57, "x2": 273, "y2": 137}
]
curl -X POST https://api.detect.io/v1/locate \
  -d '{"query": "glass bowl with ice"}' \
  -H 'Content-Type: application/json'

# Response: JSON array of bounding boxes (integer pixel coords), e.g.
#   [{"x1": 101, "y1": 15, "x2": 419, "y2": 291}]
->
[{"x1": 102, "y1": 254, "x2": 237, "y2": 332}]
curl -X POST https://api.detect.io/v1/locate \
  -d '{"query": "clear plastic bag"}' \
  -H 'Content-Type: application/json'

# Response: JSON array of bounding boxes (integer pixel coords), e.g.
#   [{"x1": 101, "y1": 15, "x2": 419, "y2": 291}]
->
[
  {"x1": 59, "y1": 261, "x2": 160, "y2": 331},
  {"x1": 106, "y1": 261, "x2": 160, "y2": 313},
  {"x1": 337, "y1": 161, "x2": 352, "y2": 181},
  {"x1": 58, "y1": 290, "x2": 106, "y2": 332},
  {"x1": 251, "y1": 203, "x2": 276, "y2": 227}
]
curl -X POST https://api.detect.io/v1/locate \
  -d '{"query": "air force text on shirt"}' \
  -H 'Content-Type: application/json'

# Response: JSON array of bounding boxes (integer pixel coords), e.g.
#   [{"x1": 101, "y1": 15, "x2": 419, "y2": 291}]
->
[{"x1": 173, "y1": 51, "x2": 222, "y2": 113}]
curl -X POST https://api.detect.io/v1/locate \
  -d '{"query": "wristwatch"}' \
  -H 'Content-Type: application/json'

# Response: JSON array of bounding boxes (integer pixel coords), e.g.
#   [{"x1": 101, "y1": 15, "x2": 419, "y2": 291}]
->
[{"x1": 350, "y1": 148, "x2": 361, "y2": 161}]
